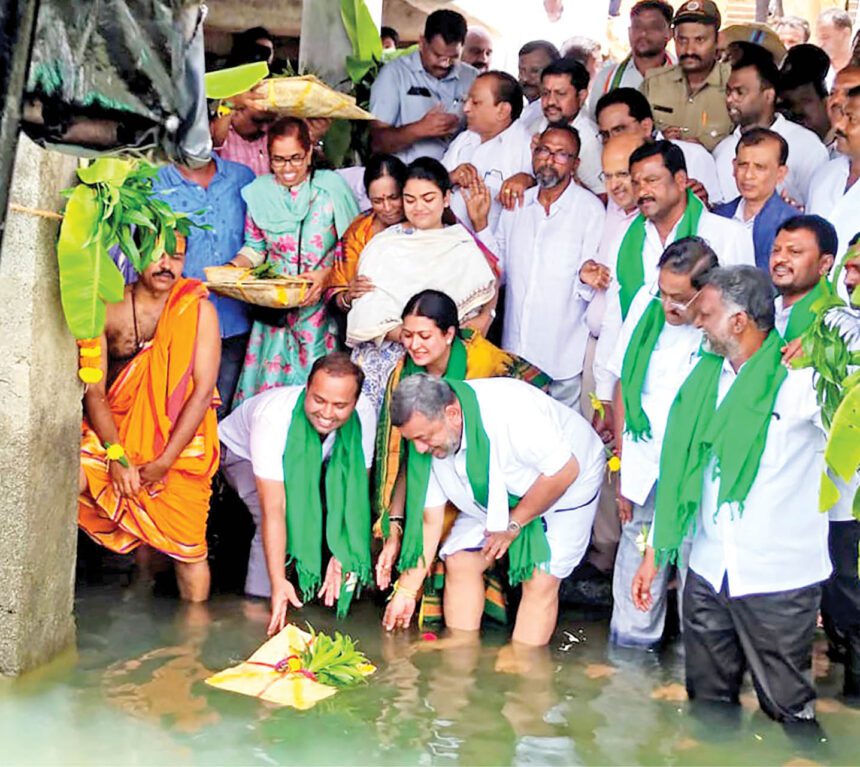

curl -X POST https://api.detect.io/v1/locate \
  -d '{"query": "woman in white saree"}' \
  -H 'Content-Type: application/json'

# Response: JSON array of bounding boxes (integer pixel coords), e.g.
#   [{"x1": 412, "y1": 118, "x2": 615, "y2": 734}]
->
[{"x1": 346, "y1": 157, "x2": 499, "y2": 408}]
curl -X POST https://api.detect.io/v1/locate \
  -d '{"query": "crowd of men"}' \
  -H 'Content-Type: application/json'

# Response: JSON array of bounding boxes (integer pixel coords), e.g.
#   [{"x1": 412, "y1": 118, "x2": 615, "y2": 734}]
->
[{"x1": 76, "y1": 1, "x2": 860, "y2": 725}]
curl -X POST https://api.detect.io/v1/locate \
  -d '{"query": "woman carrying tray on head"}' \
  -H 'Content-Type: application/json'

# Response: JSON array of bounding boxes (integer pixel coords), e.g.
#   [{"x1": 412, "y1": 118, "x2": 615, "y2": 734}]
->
[
  {"x1": 229, "y1": 116, "x2": 359, "y2": 406},
  {"x1": 344, "y1": 157, "x2": 499, "y2": 409}
]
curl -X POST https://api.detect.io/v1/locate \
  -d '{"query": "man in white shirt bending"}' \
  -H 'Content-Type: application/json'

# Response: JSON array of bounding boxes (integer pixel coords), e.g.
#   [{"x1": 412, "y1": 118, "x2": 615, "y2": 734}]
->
[
  {"x1": 382, "y1": 375, "x2": 605, "y2": 646},
  {"x1": 592, "y1": 141, "x2": 754, "y2": 438},
  {"x1": 713, "y1": 42, "x2": 827, "y2": 207},
  {"x1": 218, "y1": 353, "x2": 376, "y2": 627},
  {"x1": 471, "y1": 125, "x2": 607, "y2": 409},
  {"x1": 634, "y1": 266, "x2": 830, "y2": 723},
  {"x1": 443, "y1": 71, "x2": 533, "y2": 233}
]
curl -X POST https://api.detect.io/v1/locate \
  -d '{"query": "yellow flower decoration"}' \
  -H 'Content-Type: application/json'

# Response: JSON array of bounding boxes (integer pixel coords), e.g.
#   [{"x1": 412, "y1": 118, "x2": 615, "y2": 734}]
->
[
  {"x1": 105, "y1": 443, "x2": 126, "y2": 461},
  {"x1": 588, "y1": 392, "x2": 605, "y2": 419},
  {"x1": 608, "y1": 455, "x2": 621, "y2": 473},
  {"x1": 78, "y1": 367, "x2": 103, "y2": 384},
  {"x1": 287, "y1": 656, "x2": 303, "y2": 673}
]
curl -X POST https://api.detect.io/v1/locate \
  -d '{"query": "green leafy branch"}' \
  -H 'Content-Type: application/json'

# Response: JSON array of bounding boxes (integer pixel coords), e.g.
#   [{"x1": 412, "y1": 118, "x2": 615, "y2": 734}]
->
[{"x1": 300, "y1": 625, "x2": 372, "y2": 688}]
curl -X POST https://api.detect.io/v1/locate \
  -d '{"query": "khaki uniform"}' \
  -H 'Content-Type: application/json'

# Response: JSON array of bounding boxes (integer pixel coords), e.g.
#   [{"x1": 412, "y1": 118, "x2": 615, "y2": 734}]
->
[{"x1": 640, "y1": 61, "x2": 732, "y2": 152}]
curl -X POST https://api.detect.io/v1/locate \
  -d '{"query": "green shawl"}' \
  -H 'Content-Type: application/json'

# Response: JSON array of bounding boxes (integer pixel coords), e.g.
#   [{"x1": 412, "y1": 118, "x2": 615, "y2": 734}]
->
[
  {"x1": 282, "y1": 391, "x2": 372, "y2": 618},
  {"x1": 400, "y1": 378, "x2": 551, "y2": 586},
  {"x1": 652, "y1": 330, "x2": 787, "y2": 564},
  {"x1": 241, "y1": 170, "x2": 359, "y2": 238},
  {"x1": 620, "y1": 297, "x2": 666, "y2": 441},
  {"x1": 784, "y1": 279, "x2": 828, "y2": 342},
  {"x1": 616, "y1": 189, "x2": 704, "y2": 319}
]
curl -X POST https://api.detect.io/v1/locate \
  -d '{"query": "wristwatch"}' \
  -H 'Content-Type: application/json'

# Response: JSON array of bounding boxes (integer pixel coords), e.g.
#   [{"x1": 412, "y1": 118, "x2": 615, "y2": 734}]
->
[{"x1": 506, "y1": 520, "x2": 522, "y2": 535}]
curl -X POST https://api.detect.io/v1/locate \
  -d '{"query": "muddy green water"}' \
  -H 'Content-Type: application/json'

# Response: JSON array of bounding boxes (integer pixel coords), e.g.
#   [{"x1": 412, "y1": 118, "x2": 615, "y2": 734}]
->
[{"x1": 1, "y1": 585, "x2": 858, "y2": 766}]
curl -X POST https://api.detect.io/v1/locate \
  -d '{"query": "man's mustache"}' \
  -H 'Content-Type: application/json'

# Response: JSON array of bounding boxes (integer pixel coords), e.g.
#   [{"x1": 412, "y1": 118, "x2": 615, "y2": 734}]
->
[
  {"x1": 153, "y1": 270, "x2": 175, "y2": 279},
  {"x1": 637, "y1": 195, "x2": 655, "y2": 206},
  {"x1": 680, "y1": 54, "x2": 701, "y2": 63}
]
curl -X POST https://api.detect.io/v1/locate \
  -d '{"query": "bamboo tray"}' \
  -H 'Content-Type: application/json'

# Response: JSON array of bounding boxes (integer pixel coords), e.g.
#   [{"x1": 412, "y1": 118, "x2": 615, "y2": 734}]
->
[{"x1": 204, "y1": 266, "x2": 310, "y2": 308}]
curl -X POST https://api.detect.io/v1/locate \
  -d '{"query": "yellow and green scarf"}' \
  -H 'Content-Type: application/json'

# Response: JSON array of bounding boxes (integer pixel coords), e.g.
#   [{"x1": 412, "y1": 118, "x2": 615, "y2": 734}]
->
[{"x1": 282, "y1": 392, "x2": 371, "y2": 618}]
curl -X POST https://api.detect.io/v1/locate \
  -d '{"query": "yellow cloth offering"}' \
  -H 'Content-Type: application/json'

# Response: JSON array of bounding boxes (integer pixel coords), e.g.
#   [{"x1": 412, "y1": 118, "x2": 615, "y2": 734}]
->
[
  {"x1": 257, "y1": 75, "x2": 375, "y2": 120},
  {"x1": 205, "y1": 625, "x2": 375, "y2": 710}
]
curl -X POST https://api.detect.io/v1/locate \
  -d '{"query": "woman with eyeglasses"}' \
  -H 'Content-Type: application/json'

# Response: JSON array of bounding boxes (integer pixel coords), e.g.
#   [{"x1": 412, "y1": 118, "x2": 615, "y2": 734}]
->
[
  {"x1": 229, "y1": 116, "x2": 359, "y2": 406},
  {"x1": 345, "y1": 157, "x2": 500, "y2": 409}
]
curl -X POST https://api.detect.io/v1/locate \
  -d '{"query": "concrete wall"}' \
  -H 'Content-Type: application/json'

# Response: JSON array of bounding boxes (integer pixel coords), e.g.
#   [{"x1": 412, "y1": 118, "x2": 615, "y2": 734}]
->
[{"x1": 0, "y1": 136, "x2": 80, "y2": 675}]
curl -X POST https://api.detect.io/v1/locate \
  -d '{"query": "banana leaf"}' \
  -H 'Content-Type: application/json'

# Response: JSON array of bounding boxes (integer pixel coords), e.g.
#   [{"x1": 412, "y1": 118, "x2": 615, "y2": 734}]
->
[
  {"x1": 57, "y1": 185, "x2": 125, "y2": 339},
  {"x1": 341, "y1": 0, "x2": 383, "y2": 84},
  {"x1": 205, "y1": 61, "x2": 269, "y2": 100}
]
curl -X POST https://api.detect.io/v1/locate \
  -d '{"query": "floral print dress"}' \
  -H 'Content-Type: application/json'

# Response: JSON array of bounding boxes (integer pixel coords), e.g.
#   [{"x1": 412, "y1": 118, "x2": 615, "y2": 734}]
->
[{"x1": 232, "y1": 182, "x2": 341, "y2": 406}]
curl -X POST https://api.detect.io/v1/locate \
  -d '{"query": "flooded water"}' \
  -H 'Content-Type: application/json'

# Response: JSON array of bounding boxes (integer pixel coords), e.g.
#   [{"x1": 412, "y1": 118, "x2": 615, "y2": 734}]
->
[{"x1": 1, "y1": 584, "x2": 858, "y2": 766}]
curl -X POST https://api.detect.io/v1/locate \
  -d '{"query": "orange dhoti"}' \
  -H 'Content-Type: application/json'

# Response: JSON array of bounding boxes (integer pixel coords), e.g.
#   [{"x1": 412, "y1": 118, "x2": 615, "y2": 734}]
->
[{"x1": 78, "y1": 279, "x2": 220, "y2": 563}]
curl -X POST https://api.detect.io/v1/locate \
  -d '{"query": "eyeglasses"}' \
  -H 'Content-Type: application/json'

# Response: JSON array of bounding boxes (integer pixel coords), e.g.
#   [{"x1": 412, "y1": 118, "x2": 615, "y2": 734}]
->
[
  {"x1": 271, "y1": 153, "x2": 308, "y2": 167},
  {"x1": 649, "y1": 284, "x2": 701, "y2": 312},
  {"x1": 598, "y1": 122, "x2": 638, "y2": 143},
  {"x1": 598, "y1": 170, "x2": 631, "y2": 183},
  {"x1": 534, "y1": 146, "x2": 575, "y2": 163}
]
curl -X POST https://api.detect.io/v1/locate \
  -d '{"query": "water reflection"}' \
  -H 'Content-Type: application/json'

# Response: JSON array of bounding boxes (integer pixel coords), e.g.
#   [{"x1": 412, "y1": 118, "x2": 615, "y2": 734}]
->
[{"x1": 1, "y1": 585, "x2": 858, "y2": 766}]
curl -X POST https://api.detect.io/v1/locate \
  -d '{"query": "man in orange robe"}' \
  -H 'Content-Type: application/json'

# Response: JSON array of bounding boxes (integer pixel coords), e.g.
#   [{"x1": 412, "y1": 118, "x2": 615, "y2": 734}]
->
[{"x1": 78, "y1": 246, "x2": 221, "y2": 601}]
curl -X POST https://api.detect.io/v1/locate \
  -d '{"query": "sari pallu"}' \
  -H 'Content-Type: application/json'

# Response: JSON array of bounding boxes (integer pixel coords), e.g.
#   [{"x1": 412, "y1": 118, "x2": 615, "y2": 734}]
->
[
  {"x1": 78, "y1": 278, "x2": 220, "y2": 563},
  {"x1": 374, "y1": 329, "x2": 551, "y2": 626}
]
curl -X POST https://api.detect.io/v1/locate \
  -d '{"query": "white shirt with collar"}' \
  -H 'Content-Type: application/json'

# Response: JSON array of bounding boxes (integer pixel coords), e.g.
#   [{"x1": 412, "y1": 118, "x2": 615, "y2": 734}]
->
[
  {"x1": 423, "y1": 378, "x2": 606, "y2": 516},
  {"x1": 712, "y1": 114, "x2": 828, "y2": 206},
  {"x1": 683, "y1": 361, "x2": 830, "y2": 597},
  {"x1": 586, "y1": 58, "x2": 647, "y2": 118},
  {"x1": 593, "y1": 207, "x2": 755, "y2": 400},
  {"x1": 807, "y1": 155, "x2": 860, "y2": 262},
  {"x1": 589, "y1": 199, "x2": 639, "y2": 337},
  {"x1": 442, "y1": 119, "x2": 534, "y2": 232},
  {"x1": 218, "y1": 385, "x2": 377, "y2": 482},
  {"x1": 525, "y1": 110, "x2": 605, "y2": 195},
  {"x1": 477, "y1": 181, "x2": 605, "y2": 379},
  {"x1": 605, "y1": 284, "x2": 703, "y2": 506},
  {"x1": 732, "y1": 198, "x2": 756, "y2": 231},
  {"x1": 653, "y1": 132, "x2": 724, "y2": 204}
]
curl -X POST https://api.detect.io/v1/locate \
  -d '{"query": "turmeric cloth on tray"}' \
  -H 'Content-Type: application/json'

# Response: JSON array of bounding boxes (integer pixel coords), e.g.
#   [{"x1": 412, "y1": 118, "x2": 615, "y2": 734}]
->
[{"x1": 78, "y1": 278, "x2": 220, "y2": 562}]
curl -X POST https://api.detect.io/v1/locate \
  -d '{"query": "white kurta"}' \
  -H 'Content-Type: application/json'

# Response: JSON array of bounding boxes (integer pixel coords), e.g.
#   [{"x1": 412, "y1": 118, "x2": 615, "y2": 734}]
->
[
  {"x1": 586, "y1": 58, "x2": 646, "y2": 118},
  {"x1": 605, "y1": 284, "x2": 702, "y2": 506},
  {"x1": 712, "y1": 115, "x2": 828, "y2": 206},
  {"x1": 590, "y1": 199, "x2": 639, "y2": 337},
  {"x1": 442, "y1": 119, "x2": 534, "y2": 233},
  {"x1": 422, "y1": 378, "x2": 606, "y2": 578},
  {"x1": 477, "y1": 182, "x2": 605, "y2": 379},
  {"x1": 593, "y1": 208, "x2": 755, "y2": 400},
  {"x1": 807, "y1": 155, "x2": 860, "y2": 261},
  {"x1": 683, "y1": 362, "x2": 831, "y2": 597},
  {"x1": 218, "y1": 385, "x2": 377, "y2": 481}
]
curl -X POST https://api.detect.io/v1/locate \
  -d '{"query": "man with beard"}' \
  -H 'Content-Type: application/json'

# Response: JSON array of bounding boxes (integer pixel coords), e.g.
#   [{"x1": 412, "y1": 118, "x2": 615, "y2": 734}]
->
[
  {"x1": 827, "y1": 66, "x2": 860, "y2": 157},
  {"x1": 713, "y1": 43, "x2": 827, "y2": 207},
  {"x1": 369, "y1": 10, "x2": 477, "y2": 162},
  {"x1": 382, "y1": 374, "x2": 605, "y2": 646},
  {"x1": 462, "y1": 27, "x2": 493, "y2": 73},
  {"x1": 471, "y1": 125, "x2": 607, "y2": 408},
  {"x1": 808, "y1": 86, "x2": 860, "y2": 264},
  {"x1": 442, "y1": 71, "x2": 532, "y2": 232},
  {"x1": 592, "y1": 141, "x2": 753, "y2": 435},
  {"x1": 78, "y1": 243, "x2": 221, "y2": 602},
  {"x1": 640, "y1": 1, "x2": 732, "y2": 151},
  {"x1": 632, "y1": 265, "x2": 830, "y2": 722},
  {"x1": 517, "y1": 58, "x2": 605, "y2": 196},
  {"x1": 587, "y1": 1, "x2": 674, "y2": 117}
]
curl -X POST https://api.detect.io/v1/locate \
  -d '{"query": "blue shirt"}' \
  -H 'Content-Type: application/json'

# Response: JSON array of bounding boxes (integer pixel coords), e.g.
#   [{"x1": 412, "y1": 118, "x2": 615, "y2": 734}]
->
[
  {"x1": 152, "y1": 154, "x2": 255, "y2": 338},
  {"x1": 369, "y1": 50, "x2": 477, "y2": 163}
]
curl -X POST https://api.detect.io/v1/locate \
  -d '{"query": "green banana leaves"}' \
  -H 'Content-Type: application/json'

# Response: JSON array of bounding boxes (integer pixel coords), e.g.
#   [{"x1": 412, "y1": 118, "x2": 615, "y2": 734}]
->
[
  {"x1": 204, "y1": 61, "x2": 269, "y2": 100},
  {"x1": 341, "y1": 0, "x2": 383, "y2": 84},
  {"x1": 57, "y1": 184, "x2": 125, "y2": 339},
  {"x1": 57, "y1": 157, "x2": 200, "y2": 340}
]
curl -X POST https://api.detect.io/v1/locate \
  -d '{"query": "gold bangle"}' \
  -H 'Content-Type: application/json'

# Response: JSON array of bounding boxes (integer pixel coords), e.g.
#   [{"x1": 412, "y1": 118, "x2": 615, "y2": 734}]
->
[{"x1": 391, "y1": 580, "x2": 418, "y2": 601}]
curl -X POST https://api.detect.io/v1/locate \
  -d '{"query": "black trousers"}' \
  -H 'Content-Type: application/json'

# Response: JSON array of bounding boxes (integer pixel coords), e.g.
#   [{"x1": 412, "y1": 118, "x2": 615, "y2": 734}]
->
[
  {"x1": 822, "y1": 520, "x2": 860, "y2": 697},
  {"x1": 683, "y1": 569, "x2": 821, "y2": 723}
]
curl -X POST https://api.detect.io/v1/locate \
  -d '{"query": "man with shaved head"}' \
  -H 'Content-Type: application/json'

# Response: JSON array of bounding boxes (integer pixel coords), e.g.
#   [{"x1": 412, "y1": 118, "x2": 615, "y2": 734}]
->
[{"x1": 462, "y1": 27, "x2": 493, "y2": 72}]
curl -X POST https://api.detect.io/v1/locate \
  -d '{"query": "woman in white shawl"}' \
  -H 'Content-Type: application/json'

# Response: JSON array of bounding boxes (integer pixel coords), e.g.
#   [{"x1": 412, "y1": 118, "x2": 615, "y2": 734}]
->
[{"x1": 347, "y1": 157, "x2": 499, "y2": 408}]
